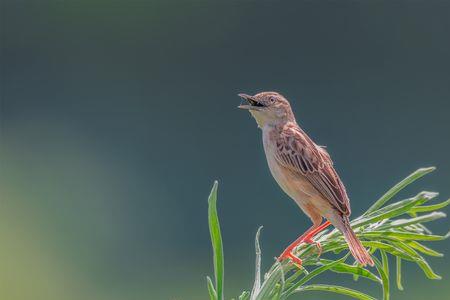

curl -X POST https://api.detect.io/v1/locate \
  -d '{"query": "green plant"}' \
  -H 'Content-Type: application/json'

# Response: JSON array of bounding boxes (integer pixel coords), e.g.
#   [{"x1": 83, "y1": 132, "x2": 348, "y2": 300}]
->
[{"x1": 206, "y1": 167, "x2": 449, "y2": 300}]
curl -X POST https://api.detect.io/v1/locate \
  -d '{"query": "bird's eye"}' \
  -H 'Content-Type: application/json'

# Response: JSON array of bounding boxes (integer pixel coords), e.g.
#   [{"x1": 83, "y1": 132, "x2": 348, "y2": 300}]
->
[{"x1": 270, "y1": 97, "x2": 275, "y2": 103}]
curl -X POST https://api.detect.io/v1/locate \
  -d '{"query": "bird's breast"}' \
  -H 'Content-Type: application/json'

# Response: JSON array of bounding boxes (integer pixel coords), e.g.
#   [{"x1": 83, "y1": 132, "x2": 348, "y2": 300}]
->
[{"x1": 262, "y1": 129, "x2": 305, "y2": 200}]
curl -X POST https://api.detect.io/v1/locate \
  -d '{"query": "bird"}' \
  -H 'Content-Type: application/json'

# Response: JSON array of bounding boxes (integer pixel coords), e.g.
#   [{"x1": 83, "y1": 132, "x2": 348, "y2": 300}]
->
[{"x1": 238, "y1": 91, "x2": 374, "y2": 267}]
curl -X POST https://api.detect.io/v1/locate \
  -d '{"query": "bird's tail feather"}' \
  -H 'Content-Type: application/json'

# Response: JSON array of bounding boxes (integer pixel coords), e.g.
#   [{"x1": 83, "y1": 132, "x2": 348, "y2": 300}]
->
[{"x1": 341, "y1": 217, "x2": 374, "y2": 266}]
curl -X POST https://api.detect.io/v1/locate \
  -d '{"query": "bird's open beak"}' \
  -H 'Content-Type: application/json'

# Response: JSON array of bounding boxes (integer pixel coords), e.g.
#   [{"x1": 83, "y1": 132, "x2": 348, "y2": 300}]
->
[{"x1": 238, "y1": 93, "x2": 264, "y2": 110}]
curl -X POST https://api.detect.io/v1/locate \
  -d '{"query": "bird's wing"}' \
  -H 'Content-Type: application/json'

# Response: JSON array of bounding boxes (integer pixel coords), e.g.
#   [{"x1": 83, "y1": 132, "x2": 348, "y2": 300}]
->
[{"x1": 274, "y1": 124, "x2": 351, "y2": 216}]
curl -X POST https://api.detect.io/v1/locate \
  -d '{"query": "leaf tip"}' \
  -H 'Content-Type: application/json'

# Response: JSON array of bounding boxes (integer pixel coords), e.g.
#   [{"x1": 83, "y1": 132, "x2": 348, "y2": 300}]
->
[
  {"x1": 418, "y1": 191, "x2": 439, "y2": 200},
  {"x1": 206, "y1": 276, "x2": 218, "y2": 300},
  {"x1": 430, "y1": 273, "x2": 443, "y2": 280},
  {"x1": 444, "y1": 231, "x2": 450, "y2": 240},
  {"x1": 212, "y1": 180, "x2": 219, "y2": 191},
  {"x1": 420, "y1": 166, "x2": 436, "y2": 173},
  {"x1": 208, "y1": 181, "x2": 219, "y2": 204}
]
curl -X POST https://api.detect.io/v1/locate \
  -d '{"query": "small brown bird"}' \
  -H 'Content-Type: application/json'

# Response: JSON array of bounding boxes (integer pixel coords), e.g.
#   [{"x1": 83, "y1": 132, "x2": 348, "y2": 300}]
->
[{"x1": 238, "y1": 91, "x2": 374, "y2": 267}]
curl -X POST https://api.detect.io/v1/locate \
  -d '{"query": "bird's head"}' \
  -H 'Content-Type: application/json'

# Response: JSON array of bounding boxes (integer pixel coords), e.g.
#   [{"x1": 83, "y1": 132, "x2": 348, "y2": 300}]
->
[{"x1": 238, "y1": 91, "x2": 295, "y2": 128}]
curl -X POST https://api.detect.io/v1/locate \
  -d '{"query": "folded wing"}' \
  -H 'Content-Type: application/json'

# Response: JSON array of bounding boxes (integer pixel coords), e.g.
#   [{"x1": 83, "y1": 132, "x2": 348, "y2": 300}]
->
[{"x1": 274, "y1": 124, "x2": 351, "y2": 216}]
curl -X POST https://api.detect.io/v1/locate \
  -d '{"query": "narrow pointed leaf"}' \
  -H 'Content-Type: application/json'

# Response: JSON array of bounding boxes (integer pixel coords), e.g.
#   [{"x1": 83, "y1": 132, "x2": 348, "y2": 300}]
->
[
  {"x1": 276, "y1": 261, "x2": 285, "y2": 300},
  {"x1": 238, "y1": 291, "x2": 250, "y2": 300},
  {"x1": 411, "y1": 199, "x2": 450, "y2": 213},
  {"x1": 365, "y1": 167, "x2": 435, "y2": 215},
  {"x1": 381, "y1": 250, "x2": 389, "y2": 283},
  {"x1": 282, "y1": 254, "x2": 349, "y2": 297},
  {"x1": 284, "y1": 268, "x2": 304, "y2": 287},
  {"x1": 384, "y1": 212, "x2": 446, "y2": 229},
  {"x1": 268, "y1": 261, "x2": 284, "y2": 300},
  {"x1": 354, "y1": 192, "x2": 436, "y2": 228},
  {"x1": 319, "y1": 259, "x2": 381, "y2": 283},
  {"x1": 207, "y1": 276, "x2": 217, "y2": 300},
  {"x1": 352, "y1": 261, "x2": 360, "y2": 282},
  {"x1": 255, "y1": 266, "x2": 283, "y2": 300},
  {"x1": 388, "y1": 240, "x2": 442, "y2": 280},
  {"x1": 270, "y1": 284, "x2": 281, "y2": 300},
  {"x1": 415, "y1": 257, "x2": 442, "y2": 280},
  {"x1": 208, "y1": 181, "x2": 224, "y2": 300},
  {"x1": 294, "y1": 284, "x2": 377, "y2": 300},
  {"x1": 406, "y1": 240, "x2": 443, "y2": 257},
  {"x1": 373, "y1": 256, "x2": 390, "y2": 300},
  {"x1": 250, "y1": 226, "x2": 263, "y2": 300},
  {"x1": 360, "y1": 241, "x2": 411, "y2": 260},
  {"x1": 361, "y1": 231, "x2": 448, "y2": 241},
  {"x1": 396, "y1": 257, "x2": 404, "y2": 291}
]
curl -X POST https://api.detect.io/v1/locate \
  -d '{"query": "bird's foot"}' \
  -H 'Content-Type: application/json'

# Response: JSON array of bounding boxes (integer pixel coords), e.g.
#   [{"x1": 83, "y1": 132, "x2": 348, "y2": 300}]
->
[
  {"x1": 278, "y1": 251, "x2": 303, "y2": 267},
  {"x1": 278, "y1": 239, "x2": 323, "y2": 267},
  {"x1": 278, "y1": 221, "x2": 331, "y2": 267}
]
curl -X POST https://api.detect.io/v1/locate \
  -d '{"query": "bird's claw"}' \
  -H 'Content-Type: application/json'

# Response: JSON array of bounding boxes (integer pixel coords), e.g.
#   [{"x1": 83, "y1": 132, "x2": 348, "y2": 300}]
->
[
  {"x1": 278, "y1": 221, "x2": 331, "y2": 268},
  {"x1": 278, "y1": 239, "x2": 322, "y2": 268},
  {"x1": 304, "y1": 238, "x2": 323, "y2": 257}
]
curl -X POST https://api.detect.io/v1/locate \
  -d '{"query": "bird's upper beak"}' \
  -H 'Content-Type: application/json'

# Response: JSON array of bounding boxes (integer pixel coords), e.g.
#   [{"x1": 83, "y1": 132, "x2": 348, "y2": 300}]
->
[{"x1": 238, "y1": 93, "x2": 264, "y2": 110}]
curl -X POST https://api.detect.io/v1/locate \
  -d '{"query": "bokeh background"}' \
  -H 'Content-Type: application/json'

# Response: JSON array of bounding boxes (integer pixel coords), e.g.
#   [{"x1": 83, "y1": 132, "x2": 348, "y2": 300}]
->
[{"x1": 1, "y1": 1, "x2": 449, "y2": 299}]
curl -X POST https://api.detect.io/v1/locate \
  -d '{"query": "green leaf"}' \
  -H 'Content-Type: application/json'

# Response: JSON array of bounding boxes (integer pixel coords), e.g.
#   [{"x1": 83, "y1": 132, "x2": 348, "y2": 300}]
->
[
  {"x1": 208, "y1": 181, "x2": 224, "y2": 300},
  {"x1": 396, "y1": 257, "x2": 404, "y2": 291},
  {"x1": 411, "y1": 199, "x2": 450, "y2": 213},
  {"x1": 406, "y1": 240, "x2": 443, "y2": 257},
  {"x1": 255, "y1": 265, "x2": 284, "y2": 300},
  {"x1": 352, "y1": 261, "x2": 360, "y2": 282},
  {"x1": 270, "y1": 282, "x2": 283, "y2": 300},
  {"x1": 364, "y1": 167, "x2": 435, "y2": 215},
  {"x1": 383, "y1": 212, "x2": 446, "y2": 229},
  {"x1": 373, "y1": 256, "x2": 390, "y2": 300},
  {"x1": 359, "y1": 235, "x2": 443, "y2": 281},
  {"x1": 360, "y1": 233, "x2": 444, "y2": 258},
  {"x1": 381, "y1": 250, "x2": 389, "y2": 283},
  {"x1": 282, "y1": 254, "x2": 349, "y2": 298},
  {"x1": 273, "y1": 261, "x2": 285, "y2": 300},
  {"x1": 319, "y1": 259, "x2": 381, "y2": 283},
  {"x1": 294, "y1": 284, "x2": 377, "y2": 300},
  {"x1": 415, "y1": 257, "x2": 442, "y2": 280},
  {"x1": 387, "y1": 240, "x2": 442, "y2": 280},
  {"x1": 361, "y1": 231, "x2": 448, "y2": 241},
  {"x1": 284, "y1": 268, "x2": 305, "y2": 288},
  {"x1": 238, "y1": 291, "x2": 250, "y2": 300},
  {"x1": 359, "y1": 241, "x2": 411, "y2": 260},
  {"x1": 206, "y1": 276, "x2": 217, "y2": 300},
  {"x1": 250, "y1": 226, "x2": 263, "y2": 300},
  {"x1": 263, "y1": 260, "x2": 285, "y2": 300},
  {"x1": 353, "y1": 192, "x2": 437, "y2": 229}
]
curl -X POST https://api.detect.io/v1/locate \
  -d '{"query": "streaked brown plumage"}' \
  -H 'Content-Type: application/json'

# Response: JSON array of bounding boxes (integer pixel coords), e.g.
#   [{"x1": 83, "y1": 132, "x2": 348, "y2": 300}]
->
[{"x1": 239, "y1": 91, "x2": 374, "y2": 266}]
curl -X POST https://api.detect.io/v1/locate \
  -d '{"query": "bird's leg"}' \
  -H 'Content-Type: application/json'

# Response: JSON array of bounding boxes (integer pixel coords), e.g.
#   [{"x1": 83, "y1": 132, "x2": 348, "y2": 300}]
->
[
  {"x1": 278, "y1": 221, "x2": 331, "y2": 266},
  {"x1": 278, "y1": 227, "x2": 315, "y2": 264},
  {"x1": 302, "y1": 221, "x2": 331, "y2": 256}
]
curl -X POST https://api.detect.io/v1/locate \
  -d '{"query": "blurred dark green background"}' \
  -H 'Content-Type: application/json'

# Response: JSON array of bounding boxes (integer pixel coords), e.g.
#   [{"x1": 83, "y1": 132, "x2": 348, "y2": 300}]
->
[{"x1": 1, "y1": 1, "x2": 449, "y2": 299}]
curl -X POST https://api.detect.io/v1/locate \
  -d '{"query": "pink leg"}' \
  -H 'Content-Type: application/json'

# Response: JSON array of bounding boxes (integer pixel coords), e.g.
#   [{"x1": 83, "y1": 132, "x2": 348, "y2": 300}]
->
[{"x1": 278, "y1": 221, "x2": 331, "y2": 266}]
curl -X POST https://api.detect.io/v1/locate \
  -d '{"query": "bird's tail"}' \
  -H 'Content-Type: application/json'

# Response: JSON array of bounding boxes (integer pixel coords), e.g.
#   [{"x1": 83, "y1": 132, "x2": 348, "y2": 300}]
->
[{"x1": 340, "y1": 216, "x2": 374, "y2": 266}]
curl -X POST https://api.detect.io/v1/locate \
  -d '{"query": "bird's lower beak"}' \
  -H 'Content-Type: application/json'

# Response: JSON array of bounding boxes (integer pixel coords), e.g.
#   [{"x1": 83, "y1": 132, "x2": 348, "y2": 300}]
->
[
  {"x1": 238, "y1": 93, "x2": 262, "y2": 110},
  {"x1": 238, "y1": 104, "x2": 254, "y2": 110}
]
